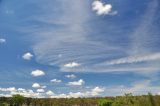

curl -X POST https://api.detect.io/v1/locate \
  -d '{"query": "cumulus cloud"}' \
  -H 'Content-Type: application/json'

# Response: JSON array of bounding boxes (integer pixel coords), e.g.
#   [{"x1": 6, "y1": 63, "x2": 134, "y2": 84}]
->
[
  {"x1": 46, "y1": 90, "x2": 54, "y2": 96},
  {"x1": 67, "y1": 79, "x2": 85, "y2": 86},
  {"x1": 37, "y1": 89, "x2": 45, "y2": 93},
  {"x1": 51, "y1": 86, "x2": 104, "y2": 98},
  {"x1": 92, "y1": 0, "x2": 113, "y2": 15},
  {"x1": 65, "y1": 74, "x2": 76, "y2": 79},
  {"x1": 32, "y1": 83, "x2": 41, "y2": 88},
  {"x1": 64, "y1": 62, "x2": 80, "y2": 68},
  {"x1": 0, "y1": 87, "x2": 16, "y2": 92},
  {"x1": 105, "y1": 53, "x2": 160, "y2": 65},
  {"x1": 50, "y1": 79, "x2": 62, "y2": 83},
  {"x1": 91, "y1": 86, "x2": 104, "y2": 96},
  {"x1": 0, "y1": 38, "x2": 6, "y2": 44},
  {"x1": 22, "y1": 52, "x2": 33, "y2": 60},
  {"x1": 31, "y1": 69, "x2": 45, "y2": 77},
  {"x1": 0, "y1": 87, "x2": 44, "y2": 98}
]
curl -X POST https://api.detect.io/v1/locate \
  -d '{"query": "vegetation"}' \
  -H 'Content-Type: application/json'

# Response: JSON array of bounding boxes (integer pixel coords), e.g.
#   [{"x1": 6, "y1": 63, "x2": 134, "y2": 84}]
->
[{"x1": 0, "y1": 93, "x2": 160, "y2": 106}]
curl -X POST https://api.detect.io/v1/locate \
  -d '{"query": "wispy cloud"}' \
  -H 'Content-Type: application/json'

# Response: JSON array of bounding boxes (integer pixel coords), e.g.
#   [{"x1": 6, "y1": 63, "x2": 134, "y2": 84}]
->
[
  {"x1": 65, "y1": 74, "x2": 76, "y2": 79},
  {"x1": 0, "y1": 38, "x2": 6, "y2": 44},
  {"x1": 50, "y1": 79, "x2": 62, "y2": 83},
  {"x1": 105, "y1": 53, "x2": 160, "y2": 65}
]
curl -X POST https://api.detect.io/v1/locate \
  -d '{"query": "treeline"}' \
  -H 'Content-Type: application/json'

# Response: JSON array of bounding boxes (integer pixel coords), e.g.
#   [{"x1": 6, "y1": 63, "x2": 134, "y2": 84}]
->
[{"x1": 0, "y1": 93, "x2": 160, "y2": 106}]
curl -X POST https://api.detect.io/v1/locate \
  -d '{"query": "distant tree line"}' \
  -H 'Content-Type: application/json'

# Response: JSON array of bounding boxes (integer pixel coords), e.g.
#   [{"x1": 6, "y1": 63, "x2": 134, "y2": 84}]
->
[{"x1": 0, "y1": 93, "x2": 160, "y2": 106}]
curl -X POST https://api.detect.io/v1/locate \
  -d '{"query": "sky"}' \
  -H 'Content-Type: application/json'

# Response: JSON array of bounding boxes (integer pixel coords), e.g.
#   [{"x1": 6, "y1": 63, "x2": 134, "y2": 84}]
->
[{"x1": 0, "y1": 0, "x2": 160, "y2": 98}]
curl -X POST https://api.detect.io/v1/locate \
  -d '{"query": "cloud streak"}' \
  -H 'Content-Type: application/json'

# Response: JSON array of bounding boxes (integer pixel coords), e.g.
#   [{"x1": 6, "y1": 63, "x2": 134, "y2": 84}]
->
[{"x1": 105, "y1": 53, "x2": 160, "y2": 65}]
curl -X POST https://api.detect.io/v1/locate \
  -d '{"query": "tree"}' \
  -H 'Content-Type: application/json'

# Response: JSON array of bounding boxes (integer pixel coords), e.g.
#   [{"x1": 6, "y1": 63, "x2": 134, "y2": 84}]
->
[{"x1": 10, "y1": 94, "x2": 25, "y2": 106}]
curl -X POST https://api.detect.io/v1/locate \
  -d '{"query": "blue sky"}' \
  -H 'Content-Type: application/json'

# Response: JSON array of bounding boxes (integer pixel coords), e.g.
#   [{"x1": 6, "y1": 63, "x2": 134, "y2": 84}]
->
[{"x1": 0, "y1": 0, "x2": 160, "y2": 98}]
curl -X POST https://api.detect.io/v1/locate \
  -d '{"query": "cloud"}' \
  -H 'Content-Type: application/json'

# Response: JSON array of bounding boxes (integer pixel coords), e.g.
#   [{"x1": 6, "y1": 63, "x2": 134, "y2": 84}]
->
[
  {"x1": 41, "y1": 86, "x2": 47, "y2": 89},
  {"x1": 50, "y1": 79, "x2": 62, "y2": 83},
  {"x1": 46, "y1": 90, "x2": 54, "y2": 96},
  {"x1": 0, "y1": 87, "x2": 44, "y2": 98},
  {"x1": 0, "y1": 87, "x2": 16, "y2": 92},
  {"x1": 22, "y1": 52, "x2": 33, "y2": 60},
  {"x1": 91, "y1": 86, "x2": 104, "y2": 96},
  {"x1": 50, "y1": 86, "x2": 104, "y2": 98},
  {"x1": 32, "y1": 83, "x2": 41, "y2": 88},
  {"x1": 67, "y1": 79, "x2": 85, "y2": 86},
  {"x1": 0, "y1": 38, "x2": 6, "y2": 44},
  {"x1": 31, "y1": 69, "x2": 45, "y2": 77},
  {"x1": 37, "y1": 89, "x2": 45, "y2": 93},
  {"x1": 63, "y1": 62, "x2": 80, "y2": 68},
  {"x1": 65, "y1": 74, "x2": 76, "y2": 79},
  {"x1": 105, "y1": 53, "x2": 160, "y2": 65},
  {"x1": 92, "y1": 0, "x2": 112, "y2": 15}
]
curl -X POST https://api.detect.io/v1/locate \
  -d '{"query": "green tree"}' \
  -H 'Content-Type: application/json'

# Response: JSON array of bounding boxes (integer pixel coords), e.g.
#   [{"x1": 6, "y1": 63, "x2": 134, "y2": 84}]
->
[{"x1": 10, "y1": 94, "x2": 25, "y2": 106}]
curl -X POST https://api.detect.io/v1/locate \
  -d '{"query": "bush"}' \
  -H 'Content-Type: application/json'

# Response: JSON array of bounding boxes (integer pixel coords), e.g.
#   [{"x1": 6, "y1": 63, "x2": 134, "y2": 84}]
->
[{"x1": 98, "y1": 99, "x2": 113, "y2": 106}]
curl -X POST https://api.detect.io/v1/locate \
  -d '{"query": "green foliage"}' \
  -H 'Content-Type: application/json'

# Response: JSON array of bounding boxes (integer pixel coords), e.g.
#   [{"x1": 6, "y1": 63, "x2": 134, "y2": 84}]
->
[
  {"x1": 0, "y1": 93, "x2": 159, "y2": 106},
  {"x1": 10, "y1": 94, "x2": 25, "y2": 106},
  {"x1": 98, "y1": 99, "x2": 113, "y2": 106}
]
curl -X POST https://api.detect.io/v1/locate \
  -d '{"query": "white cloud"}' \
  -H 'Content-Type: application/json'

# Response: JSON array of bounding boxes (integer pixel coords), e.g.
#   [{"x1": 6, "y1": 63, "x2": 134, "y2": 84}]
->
[
  {"x1": 50, "y1": 79, "x2": 62, "y2": 83},
  {"x1": 46, "y1": 90, "x2": 54, "y2": 96},
  {"x1": 32, "y1": 83, "x2": 41, "y2": 88},
  {"x1": 92, "y1": 0, "x2": 112, "y2": 15},
  {"x1": 0, "y1": 87, "x2": 16, "y2": 92},
  {"x1": 0, "y1": 38, "x2": 6, "y2": 44},
  {"x1": 31, "y1": 69, "x2": 45, "y2": 77},
  {"x1": 105, "y1": 53, "x2": 160, "y2": 65},
  {"x1": 67, "y1": 79, "x2": 85, "y2": 86},
  {"x1": 37, "y1": 89, "x2": 45, "y2": 93},
  {"x1": 22, "y1": 52, "x2": 33, "y2": 60},
  {"x1": 51, "y1": 86, "x2": 104, "y2": 98},
  {"x1": 41, "y1": 86, "x2": 47, "y2": 89},
  {"x1": 65, "y1": 74, "x2": 76, "y2": 79},
  {"x1": 91, "y1": 86, "x2": 104, "y2": 96},
  {"x1": 64, "y1": 62, "x2": 80, "y2": 68},
  {"x1": 0, "y1": 87, "x2": 45, "y2": 98}
]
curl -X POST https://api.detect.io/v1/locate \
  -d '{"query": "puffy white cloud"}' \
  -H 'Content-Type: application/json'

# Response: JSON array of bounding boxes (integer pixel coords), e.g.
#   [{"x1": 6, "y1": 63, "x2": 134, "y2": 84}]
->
[
  {"x1": 64, "y1": 62, "x2": 80, "y2": 68},
  {"x1": 67, "y1": 79, "x2": 85, "y2": 86},
  {"x1": 22, "y1": 52, "x2": 33, "y2": 60},
  {"x1": 50, "y1": 86, "x2": 104, "y2": 98},
  {"x1": 92, "y1": 0, "x2": 112, "y2": 15},
  {"x1": 50, "y1": 79, "x2": 62, "y2": 83},
  {"x1": 0, "y1": 38, "x2": 6, "y2": 44},
  {"x1": 37, "y1": 89, "x2": 45, "y2": 93},
  {"x1": 91, "y1": 86, "x2": 104, "y2": 96},
  {"x1": 46, "y1": 90, "x2": 54, "y2": 96},
  {"x1": 0, "y1": 87, "x2": 16, "y2": 92},
  {"x1": 65, "y1": 74, "x2": 76, "y2": 79},
  {"x1": 32, "y1": 83, "x2": 41, "y2": 88},
  {"x1": 31, "y1": 69, "x2": 45, "y2": 77},
  {"x1": 0, "y1": 87, "x2": 45, "y2": 98}
]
